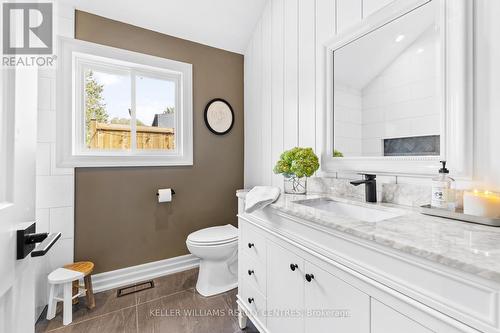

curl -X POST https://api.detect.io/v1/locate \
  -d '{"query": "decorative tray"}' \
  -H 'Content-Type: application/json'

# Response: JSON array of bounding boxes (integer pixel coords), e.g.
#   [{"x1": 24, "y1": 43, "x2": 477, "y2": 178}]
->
[{"x1": 420, "y1": 204, "x2": 500, "y2": 227}]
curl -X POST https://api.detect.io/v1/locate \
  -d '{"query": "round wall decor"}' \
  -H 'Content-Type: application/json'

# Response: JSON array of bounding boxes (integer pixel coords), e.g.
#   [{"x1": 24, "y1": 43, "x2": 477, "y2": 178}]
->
[{"x1": 204, "y1": 98, "x2": 234, "y2": 135}]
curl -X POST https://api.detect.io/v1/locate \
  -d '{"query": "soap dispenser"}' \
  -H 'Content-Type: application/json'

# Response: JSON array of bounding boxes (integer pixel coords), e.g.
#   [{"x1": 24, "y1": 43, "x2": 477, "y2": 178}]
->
[{"x1": 431, "y1": 161, "x2": 455, "y2": 209}]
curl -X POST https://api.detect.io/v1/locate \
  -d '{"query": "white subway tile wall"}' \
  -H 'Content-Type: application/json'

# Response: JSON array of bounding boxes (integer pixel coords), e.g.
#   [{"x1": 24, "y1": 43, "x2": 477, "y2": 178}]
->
[
  {"x1": 334, "y1": 85, "x2": 363, "y2": 156},
  {"x1": 48, "y1": 239, "x2": 75, "y2": 271},
  {"x1": 35, "y1": 2, "x2": 75, "y2": 320},
  {"x1": 36, "y1": 143, "x2": 51, "y2": 176},
  {"x1": 334, "y1": 26, "x2": 440, "y2": 157},
  {"x1": 36, "y1": 175, "x2": 74, "y2": 209},
  {"x1": 361, "y1": 27, "x2": 440, "y2": 156},
  {"x1": 36, "y1": 110, "x2": 56, "y2": 143},
  {"x1": 36, "y1": 71, "x2": 75, "y2": 270},
  {"x1": 38, "y1": 77, "x2": 53, "y2": 110},
  {"x1": 35, "y1": 208, "x2": 50, "y2": 234},
  {"x1": 50, "y1": 207, "x2": 75, "y2": 240}
]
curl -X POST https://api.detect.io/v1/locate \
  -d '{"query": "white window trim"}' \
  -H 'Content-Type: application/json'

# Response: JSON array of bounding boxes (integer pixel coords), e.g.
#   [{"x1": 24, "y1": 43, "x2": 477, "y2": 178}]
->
[{"x1": 57, "y1": 36, "x2": 193, "y2": 167}]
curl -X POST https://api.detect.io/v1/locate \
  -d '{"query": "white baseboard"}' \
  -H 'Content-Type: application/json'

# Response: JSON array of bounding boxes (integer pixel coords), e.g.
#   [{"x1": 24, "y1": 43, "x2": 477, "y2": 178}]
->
[{"x1": 91, "y1": 254, "x2": 200, "y2": 293}]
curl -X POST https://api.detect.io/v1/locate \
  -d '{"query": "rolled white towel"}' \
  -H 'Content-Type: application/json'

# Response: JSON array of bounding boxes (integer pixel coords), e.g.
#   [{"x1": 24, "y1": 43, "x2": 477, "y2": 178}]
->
[{"x1": 245, "y1": 186, "x2": 281, "y2": 213}]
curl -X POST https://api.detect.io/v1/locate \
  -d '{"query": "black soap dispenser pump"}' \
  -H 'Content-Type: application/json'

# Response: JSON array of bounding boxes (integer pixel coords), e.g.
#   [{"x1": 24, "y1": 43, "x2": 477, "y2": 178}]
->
[{"x1": 431, "y1": 161, "x2": 455, "y2": 209}]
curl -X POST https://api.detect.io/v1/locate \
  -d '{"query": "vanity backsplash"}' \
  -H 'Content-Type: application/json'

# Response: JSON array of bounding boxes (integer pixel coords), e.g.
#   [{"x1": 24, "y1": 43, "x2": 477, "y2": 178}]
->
[{"x1": 307, "y1": 177, "x2": 431, "y2": 207}]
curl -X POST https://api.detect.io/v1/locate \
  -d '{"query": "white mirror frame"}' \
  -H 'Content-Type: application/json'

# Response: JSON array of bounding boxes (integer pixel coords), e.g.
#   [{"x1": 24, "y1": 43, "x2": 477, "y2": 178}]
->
[{"x1": 322, "y1": 0, "x2": 473, "y2": 177}]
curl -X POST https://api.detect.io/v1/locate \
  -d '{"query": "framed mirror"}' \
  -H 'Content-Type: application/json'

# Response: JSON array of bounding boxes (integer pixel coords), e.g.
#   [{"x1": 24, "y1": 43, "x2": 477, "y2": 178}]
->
[{"x1": 323, "y1": 0, "x2": 473, "y2": 177}]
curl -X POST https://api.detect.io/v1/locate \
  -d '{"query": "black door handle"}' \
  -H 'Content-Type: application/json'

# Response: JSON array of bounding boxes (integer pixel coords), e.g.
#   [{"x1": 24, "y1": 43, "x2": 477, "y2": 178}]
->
[
  {"x1": 248, "y1": 243, "x2": 254, "y2": 248},
  {"x1": 248, "y1": 269, "x2": 254, "y2": 275},
  {"x1": 31, "y1": 233, "x2": 61, "y2": 257},
  {"x1": 305, "y1": 274, "x2": 315, "y2": 282},
  {"x1": 248, "y1": 297, "x2": 254, "y2": 304},
  {"x1": 17, "y1": 222, "x2": 61, "y2": 259},
  {"x1": 290, "y1": 264, "x2": 298, "y2": 271}
]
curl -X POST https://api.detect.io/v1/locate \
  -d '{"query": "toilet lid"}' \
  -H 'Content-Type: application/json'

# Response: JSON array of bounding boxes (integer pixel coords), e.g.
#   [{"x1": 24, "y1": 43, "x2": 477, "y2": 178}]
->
[{"x1": 187, "y1": 224, "x2": 238, "y2": 244}]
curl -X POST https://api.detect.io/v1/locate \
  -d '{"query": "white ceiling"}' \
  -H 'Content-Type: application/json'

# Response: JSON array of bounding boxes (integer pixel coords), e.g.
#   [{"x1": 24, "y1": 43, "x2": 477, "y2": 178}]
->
[{"x1": 61, "y1": 0, "x2": 268, "y2": 54}]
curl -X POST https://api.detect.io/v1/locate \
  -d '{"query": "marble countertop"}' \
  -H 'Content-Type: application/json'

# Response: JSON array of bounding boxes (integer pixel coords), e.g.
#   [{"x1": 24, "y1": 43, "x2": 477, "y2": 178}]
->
[{"x1": 237, "y1": 190, "x2": 500, "y2": 283}]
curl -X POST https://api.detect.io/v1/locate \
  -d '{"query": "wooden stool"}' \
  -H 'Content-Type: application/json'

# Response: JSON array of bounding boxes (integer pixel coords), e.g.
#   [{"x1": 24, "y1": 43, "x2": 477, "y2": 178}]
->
[{"x1": 64, "y1": 261, "x2": 95, "y2": 309}]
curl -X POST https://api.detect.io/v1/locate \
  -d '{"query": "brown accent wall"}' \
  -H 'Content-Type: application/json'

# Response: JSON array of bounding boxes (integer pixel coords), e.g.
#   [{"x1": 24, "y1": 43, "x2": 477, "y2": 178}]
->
[{"x1": 74, "y1": 11, "x2": 244, "y2": 274}]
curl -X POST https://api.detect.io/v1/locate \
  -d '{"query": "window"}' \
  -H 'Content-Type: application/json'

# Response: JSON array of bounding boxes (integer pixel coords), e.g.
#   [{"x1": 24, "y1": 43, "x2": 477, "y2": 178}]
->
[
  {"x1": 57, "y1": 37, "x2": 193, "y2": 167},
  {"x1": 79, "y1": 64, "x2": 178, "y2": 153}
]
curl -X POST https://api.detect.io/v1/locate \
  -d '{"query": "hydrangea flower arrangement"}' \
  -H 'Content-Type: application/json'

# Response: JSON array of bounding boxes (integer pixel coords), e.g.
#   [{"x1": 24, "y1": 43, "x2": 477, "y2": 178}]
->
[{"x1": 273, "y1": 147, "x2": 320, "y2": 194}]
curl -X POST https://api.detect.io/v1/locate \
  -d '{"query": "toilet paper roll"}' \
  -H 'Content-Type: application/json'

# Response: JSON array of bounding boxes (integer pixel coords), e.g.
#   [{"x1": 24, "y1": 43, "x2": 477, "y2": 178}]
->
[{"x1": 157, "y1": 188, "x2": 172, "y2": 203}]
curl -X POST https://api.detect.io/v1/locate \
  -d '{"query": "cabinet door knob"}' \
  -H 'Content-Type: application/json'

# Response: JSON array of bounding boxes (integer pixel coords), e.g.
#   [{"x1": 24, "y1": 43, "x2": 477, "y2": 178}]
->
[
  {"x1": 248, "y1": 269, "x2": 254, "y2": 275},
  {"x1": 290, "y1": 264, "x2": 298, "y2": 271},
  {"x1": 248, "y1": 243, "x2": 254, "y2": 248},
  {"x1": 248, "y1": 297, "x2": 254, "y2": 304},
  {"x1": 305, "y1": 273, "x2": 315, "y2": 282}
]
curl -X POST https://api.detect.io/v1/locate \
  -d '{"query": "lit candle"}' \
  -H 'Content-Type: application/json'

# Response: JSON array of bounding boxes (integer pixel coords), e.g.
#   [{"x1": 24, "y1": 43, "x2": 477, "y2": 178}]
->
[{"x1": 463, "y1": 190, "x2": 500, "y2": 218}]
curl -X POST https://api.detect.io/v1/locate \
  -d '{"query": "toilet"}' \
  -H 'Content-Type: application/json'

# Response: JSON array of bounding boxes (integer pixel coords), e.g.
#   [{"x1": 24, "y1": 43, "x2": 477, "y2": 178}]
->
[{"x1": 186, "y1": 224, "x2": 238, "y2": 297}]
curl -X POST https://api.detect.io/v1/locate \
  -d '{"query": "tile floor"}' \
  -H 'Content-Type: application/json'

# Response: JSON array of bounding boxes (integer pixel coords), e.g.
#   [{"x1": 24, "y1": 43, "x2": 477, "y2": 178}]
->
[{"x1": 35, "y1": 268, "x2": 258, "y2": 333}]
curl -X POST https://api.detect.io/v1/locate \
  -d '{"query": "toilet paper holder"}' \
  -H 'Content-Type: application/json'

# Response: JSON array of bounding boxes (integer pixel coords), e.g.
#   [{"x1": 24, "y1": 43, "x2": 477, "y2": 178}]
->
[{"x1": 156, "y1": 189, "x2": 176, "y2": 196}]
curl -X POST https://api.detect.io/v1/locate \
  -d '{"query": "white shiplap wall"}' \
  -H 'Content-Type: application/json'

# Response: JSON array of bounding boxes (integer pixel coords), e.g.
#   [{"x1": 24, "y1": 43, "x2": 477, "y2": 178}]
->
[
  {"x1": 245, "y1": 0, "x2": 500, "y2": 190},
  {"x1": 245, "y1": 0, "x2": 367, "y2": 187}
]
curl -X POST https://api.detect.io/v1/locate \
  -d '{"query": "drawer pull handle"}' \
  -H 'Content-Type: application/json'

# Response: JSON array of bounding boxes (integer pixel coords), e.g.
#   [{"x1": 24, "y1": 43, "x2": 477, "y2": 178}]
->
[
  {"x1": 248, "y1": 269, "x2": 254, "y2": 275},
  {"x1": 290, "y1": 264, "x2": 298, "y2": 271},
  {"x1": 248, "y1": 243, "x2": 255, "y2": 248},
  {"x1": 248, "y1": 297, "x2": 254, "y2": 304},
  {"x1": 305, "y1": 273, "x2": 315, "y2": 282}
]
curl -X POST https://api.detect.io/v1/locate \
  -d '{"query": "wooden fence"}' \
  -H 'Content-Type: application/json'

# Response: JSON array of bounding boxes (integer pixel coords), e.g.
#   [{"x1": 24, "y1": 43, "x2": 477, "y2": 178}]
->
[{"x1": 88, "y1": 119, "x2": 175, "y2": 150}]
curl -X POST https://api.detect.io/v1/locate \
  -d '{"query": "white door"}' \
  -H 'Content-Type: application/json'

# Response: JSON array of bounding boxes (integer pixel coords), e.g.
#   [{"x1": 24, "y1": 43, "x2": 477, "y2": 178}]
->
[
  {"x1": 304, "y1": 261, "x2": 370, "y2": 333},
  {"x1": 0, "y1": 67, "x2": 39, "y2": 333},
  {"x1": 267, "y1": 242, "x2": 304, "y2": 333}
]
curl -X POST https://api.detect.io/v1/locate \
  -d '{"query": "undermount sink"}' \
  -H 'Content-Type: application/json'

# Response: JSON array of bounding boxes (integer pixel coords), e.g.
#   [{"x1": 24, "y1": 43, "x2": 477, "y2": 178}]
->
[{"x1": 294, "y1": 198, "x2": 406, "y2": 223}]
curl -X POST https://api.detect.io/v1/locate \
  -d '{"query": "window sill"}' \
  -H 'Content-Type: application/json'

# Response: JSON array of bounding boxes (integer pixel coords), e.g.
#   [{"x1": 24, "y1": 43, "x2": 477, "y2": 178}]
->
[{"x1": 56, "y1": 154, "x2": 193, "y2": 168}]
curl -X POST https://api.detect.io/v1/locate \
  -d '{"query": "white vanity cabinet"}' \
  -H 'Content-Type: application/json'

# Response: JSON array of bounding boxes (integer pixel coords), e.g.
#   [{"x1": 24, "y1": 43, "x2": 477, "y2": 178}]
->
[
  {"x1": 371, "y1": 300, "x2": 433, "y2": 333},
  {"x1": 239, "y1": 218, "x2": 370, "y2": 333},
  {"x1": 236, "y1": 196, "x2": 499, "y2": 333}
]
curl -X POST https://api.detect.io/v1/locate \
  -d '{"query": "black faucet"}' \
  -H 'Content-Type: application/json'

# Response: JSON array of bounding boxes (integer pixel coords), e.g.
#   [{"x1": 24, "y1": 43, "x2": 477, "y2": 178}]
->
[{"x1": 350, "y1": 174, "x2": 377, "y2": 203}]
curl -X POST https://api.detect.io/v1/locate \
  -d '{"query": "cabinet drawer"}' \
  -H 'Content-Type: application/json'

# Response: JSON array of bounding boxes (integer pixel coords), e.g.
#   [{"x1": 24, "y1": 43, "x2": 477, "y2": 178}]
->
[
  {"x1": 239, "y1": 219, "x2": 267, "y2": 265},
  {"x1": 239, "y1": 280, "x2": 267, "y2": 327},
  {"x1": 304, "y1": 261, "x2": 370, "y2": 333},
  {"x1": 240, "y1": 253, "x2": 266, "y2": 296},
  {"x1": 267, "y1": 241, "x2": 305, "y2": 333}
]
